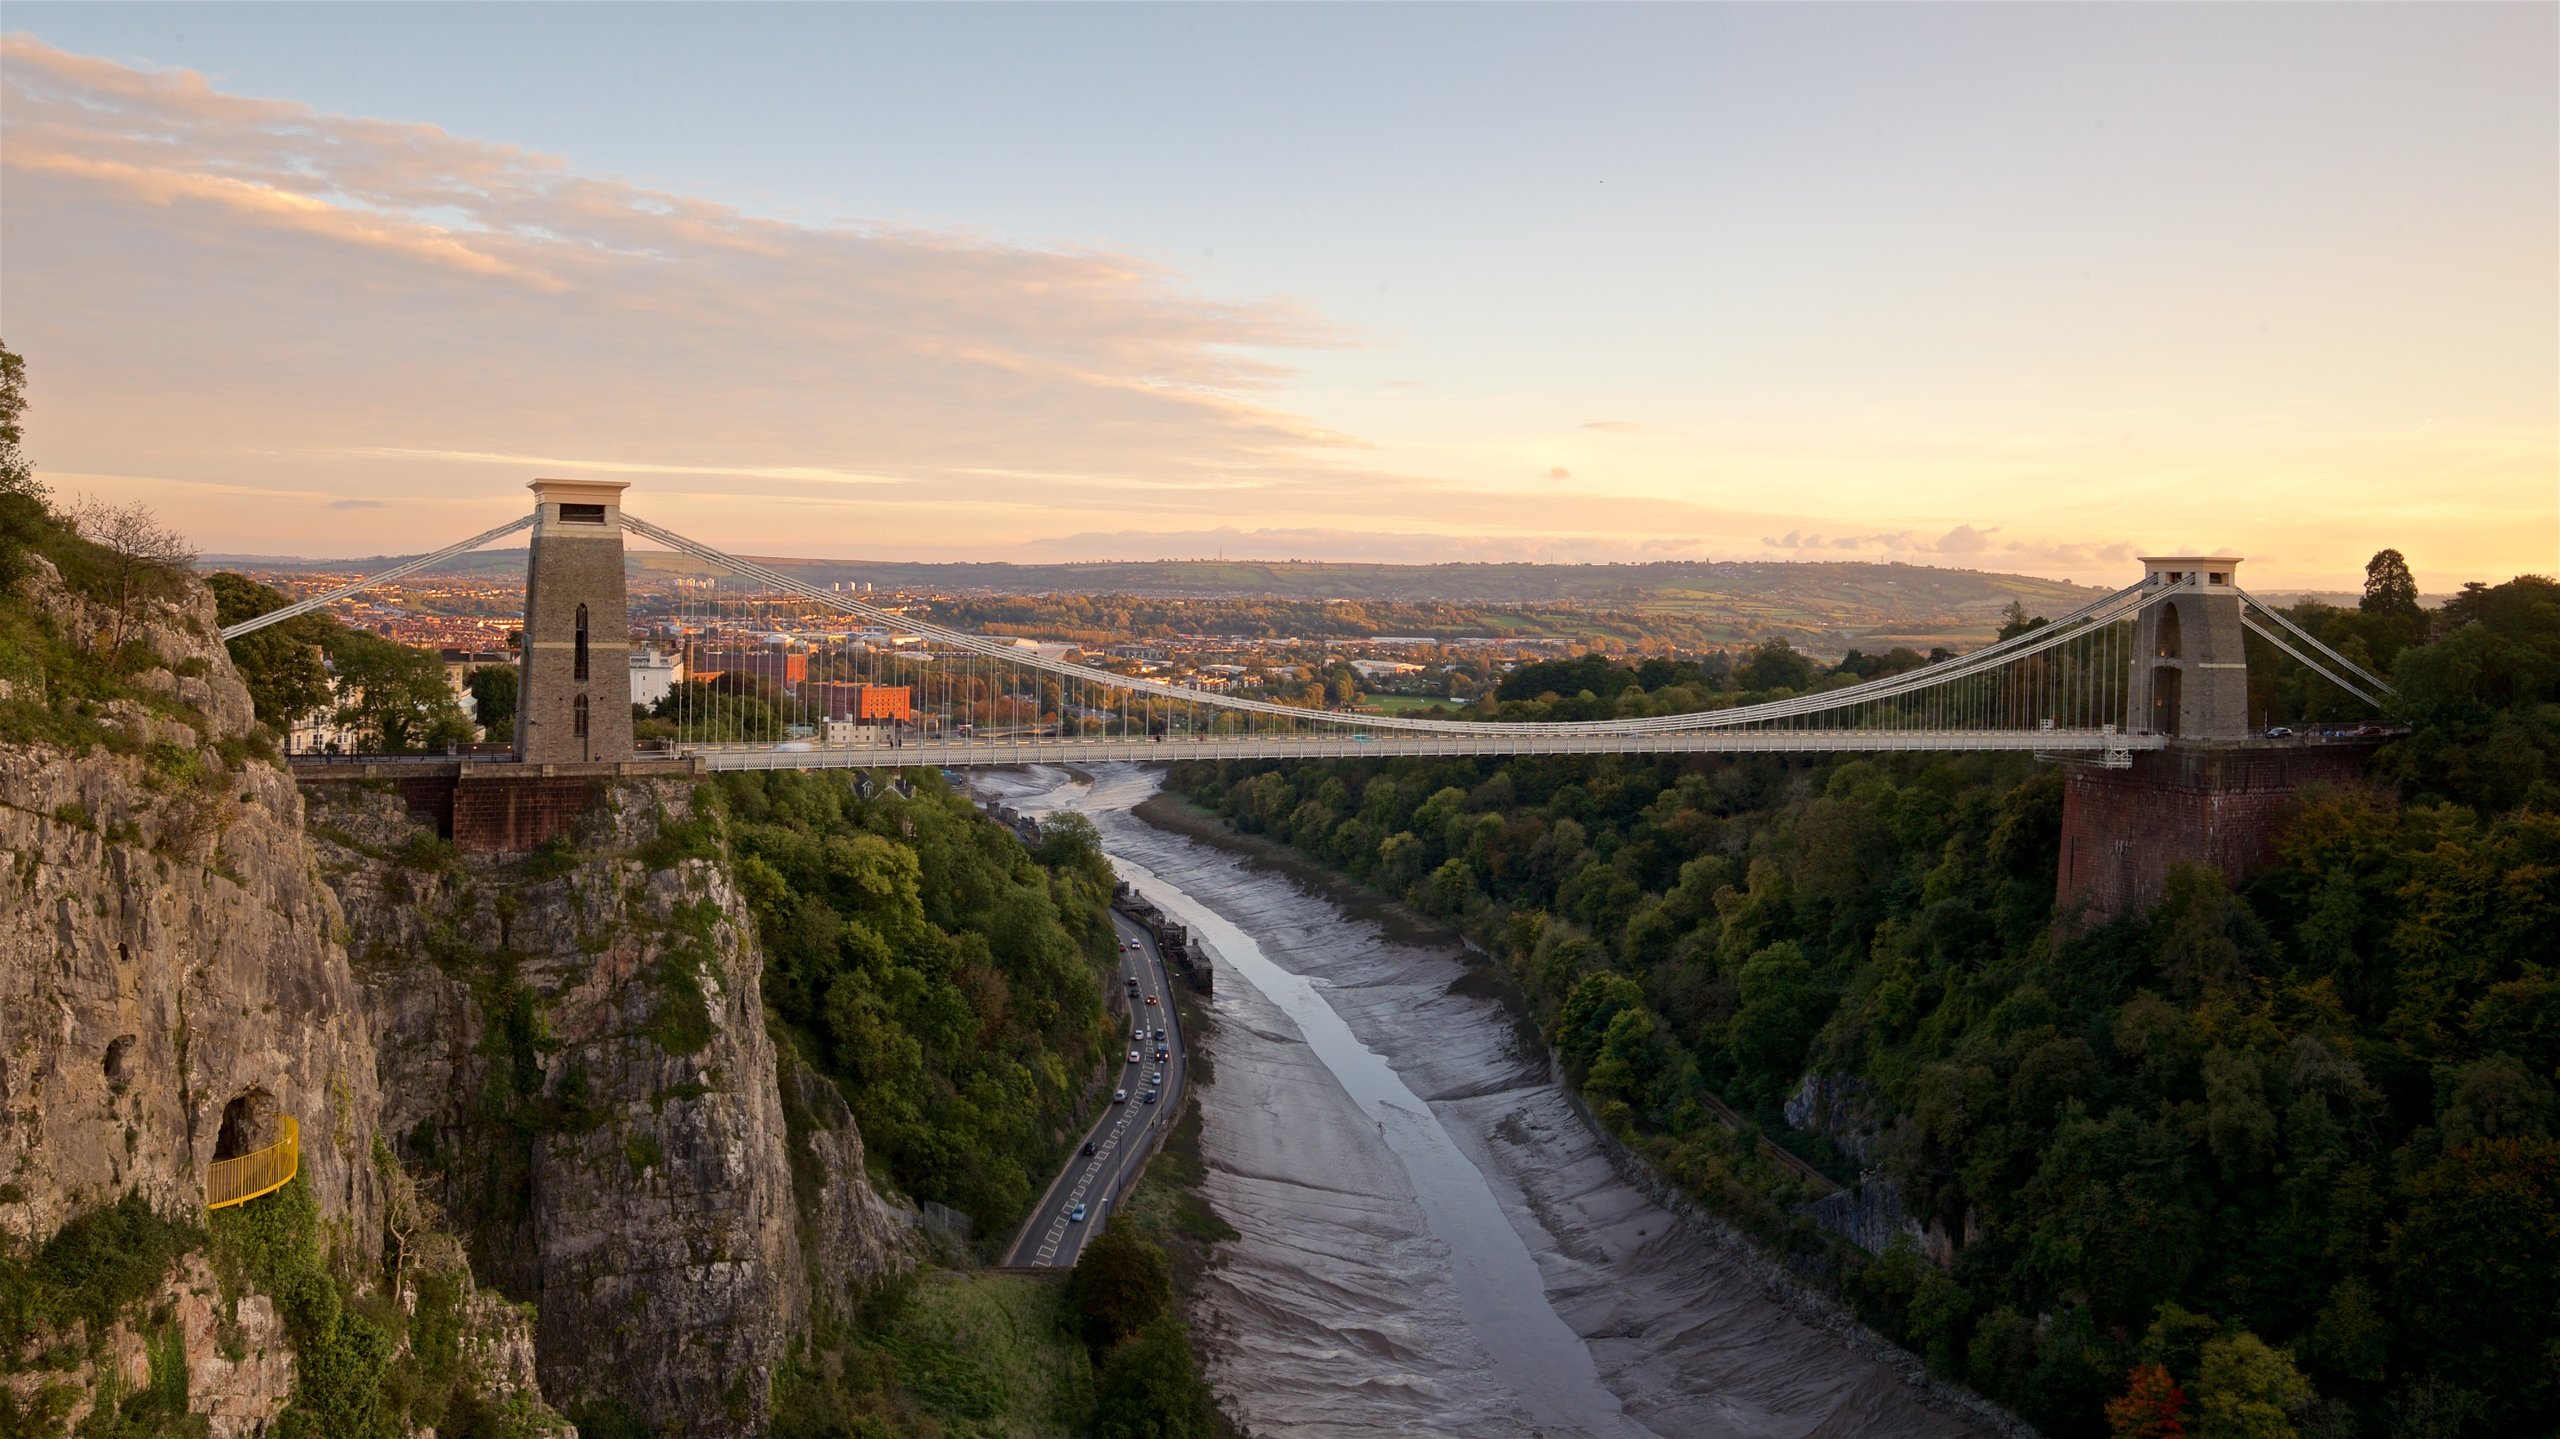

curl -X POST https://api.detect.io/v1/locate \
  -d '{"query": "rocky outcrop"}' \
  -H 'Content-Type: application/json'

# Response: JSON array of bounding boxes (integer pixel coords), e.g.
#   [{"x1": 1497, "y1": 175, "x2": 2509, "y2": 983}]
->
[
  {"x1": 0, "y1": 560, "x2": 383, "y2": 1248},
  {"x1": 312, "y1": 780, "x2": 916, "y2": 1433},
  {"x1": 778, "y1": 1051, "x2": 913, "y2": 1307},
  {"x1": 1784, "y1": 1072, "x2": 1879, "y2": 1164},
  {"x1": 1, "y1": 556, "x2": 570, "y2": 1433}
]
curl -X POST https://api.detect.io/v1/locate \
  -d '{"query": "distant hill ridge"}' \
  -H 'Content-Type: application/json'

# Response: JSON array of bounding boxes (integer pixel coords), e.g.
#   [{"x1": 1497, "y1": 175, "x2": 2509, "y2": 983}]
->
[{"x1": 202, "y1": 548, "x2": 2104, "y2": 608}]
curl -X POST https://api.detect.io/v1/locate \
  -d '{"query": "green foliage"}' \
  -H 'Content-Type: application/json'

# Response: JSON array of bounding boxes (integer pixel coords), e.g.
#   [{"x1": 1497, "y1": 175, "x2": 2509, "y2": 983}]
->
[
  {"x1": 1088, "y1": 1315, "x2": 1217, "y2": 1439},
  {"x1": 0, "y1": 1192, "x2": 198, "y2": 1355},
  {"x1": 1064, "y1": 1219, "x2": 1174, "y2": 1357},
  {"x1": 640, "y1": 900, "x2": 724, "y2": 1055},
  {"x1": 720, "y1": 768, "x2": 1117, "y2": 1238},
  {"x1": 0, "y1": 481, "x2": 217, "y2": 755},
  {"x1": 466, "y1": 663, "x2": 518, "y2": 740},
  {"x1": 326, "y1": 628, "x2": 471, "y2": 753},
  {"x1": 210, "y1": 573, "x2": 337, "y2": 734},
  {"x1": 633, "y1": 810, "x2": 721, "y2": 868},
  {"x1": 769, "y1": 1272, "x2": 1094, "y2": 1439},
  {"x1": 1171, "y1": 567, "x2": 2560, "y2": 1437},
  {"x1": 1498, "y1": 653, "x2": 1637, "y2": 703},
  {"x1": 2193, "y1": 1333, "x2": 2315, "y2": 1439},
  {"x1": 206, "y1": 1174, "x2": 515, "y2": 1439}
]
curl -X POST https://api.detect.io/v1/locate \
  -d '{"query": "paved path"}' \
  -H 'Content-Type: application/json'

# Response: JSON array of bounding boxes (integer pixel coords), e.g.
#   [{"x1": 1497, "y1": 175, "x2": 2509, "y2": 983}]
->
[{"x1": 1002, "y1": 906, "x2": 1189, "y2": 1268}]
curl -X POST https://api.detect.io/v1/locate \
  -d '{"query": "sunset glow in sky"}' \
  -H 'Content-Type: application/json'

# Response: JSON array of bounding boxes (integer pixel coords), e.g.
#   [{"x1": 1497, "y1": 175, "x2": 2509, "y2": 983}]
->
[{"x1": 2, "y1": 5, "x2": 2552, "y2": 588}]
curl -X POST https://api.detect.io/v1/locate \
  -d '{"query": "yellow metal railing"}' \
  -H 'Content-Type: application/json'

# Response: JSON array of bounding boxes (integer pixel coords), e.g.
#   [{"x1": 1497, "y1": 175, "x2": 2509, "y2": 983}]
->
[{"x1": 206, "y1": 1115, "x2": 298, "y2": 1210}]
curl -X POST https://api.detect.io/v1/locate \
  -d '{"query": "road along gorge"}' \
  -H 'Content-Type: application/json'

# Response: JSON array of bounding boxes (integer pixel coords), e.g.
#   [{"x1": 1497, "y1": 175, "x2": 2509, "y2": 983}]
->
[{"x1": 978, "y1": 765, "x2": 2004, "y2": 1439}]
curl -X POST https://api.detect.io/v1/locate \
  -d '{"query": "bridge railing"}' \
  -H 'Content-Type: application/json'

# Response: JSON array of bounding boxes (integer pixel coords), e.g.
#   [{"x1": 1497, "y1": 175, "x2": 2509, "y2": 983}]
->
[{"x1": 207, "y1": 1114, "x2": 299, "y2": 1210}]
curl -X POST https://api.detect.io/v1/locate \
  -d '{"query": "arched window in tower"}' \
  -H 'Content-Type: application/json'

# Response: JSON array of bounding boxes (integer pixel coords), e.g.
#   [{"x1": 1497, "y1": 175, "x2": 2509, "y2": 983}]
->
[
  {"x1": 573, "y1": 694, "x2": 590, "y2": 739},
  {"x1": 2153, "y1": 602, "x2": 2182, "y2": 659},
  {"x1": 574, "y1": 603, "x2": 590, "y2": 681}
]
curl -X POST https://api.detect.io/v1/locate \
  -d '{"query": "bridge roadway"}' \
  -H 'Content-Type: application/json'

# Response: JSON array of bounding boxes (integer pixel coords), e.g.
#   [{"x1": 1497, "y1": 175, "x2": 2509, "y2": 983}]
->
[{"x1": 685, "y1": 726, "x2": 2156, "y2": 771}]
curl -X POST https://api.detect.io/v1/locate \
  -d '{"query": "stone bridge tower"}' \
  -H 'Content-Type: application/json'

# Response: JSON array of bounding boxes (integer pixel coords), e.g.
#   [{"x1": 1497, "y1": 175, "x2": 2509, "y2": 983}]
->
[
  {"x1": 2058, "y1": 553, "x2": 2381, "y2": 924},
  {"x1": 2128, "y1": 555, "x2": 2249, "y2": 742},
  {"x1": 516, "y1": 478, "x2": 633, "y2": 763}
]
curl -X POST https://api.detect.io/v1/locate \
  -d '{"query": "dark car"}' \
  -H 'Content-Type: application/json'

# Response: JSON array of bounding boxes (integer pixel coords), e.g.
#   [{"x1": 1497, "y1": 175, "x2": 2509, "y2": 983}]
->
[
  {"x1": 1141, "y1": 1090, "x2": 1159, "y2": 1105},
  {"x1": 2264, "y1": 725, "x2": 2292, "y2": 738},
  {"x1": 1082, "y1": 1140, "x2": 1096, "y2": 1157}
]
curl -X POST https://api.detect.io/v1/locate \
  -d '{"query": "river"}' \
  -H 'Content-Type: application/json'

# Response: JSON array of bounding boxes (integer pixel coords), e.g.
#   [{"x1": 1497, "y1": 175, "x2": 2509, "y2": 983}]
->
[{"x1": 984, "y1": 766, "x2": 1991, "y2": 1439}]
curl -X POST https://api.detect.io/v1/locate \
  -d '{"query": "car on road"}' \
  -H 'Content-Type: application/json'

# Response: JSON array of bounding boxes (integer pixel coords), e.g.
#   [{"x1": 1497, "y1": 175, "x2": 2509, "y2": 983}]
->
[
  {"x1": 1152, "y1": 1028, "x2": 1166, "y2": 1040},
  {"x1": 2264, "y1": 725, "x2": 2293, "y2": 738},
  {"x1": 1128, "y1": 1050, "x2": 1141, "y2": 1064},
  {"x1": 1145, "y1": 995, "x2": 1158, "y2": 1007},
  {"x1": 1155, "y1": 1047, "x2": 1168, "y2": 1061},
  {"x1": 1141, "y1": 1090, "x2": 1159, "y2": 1104},
  {"x1": 1070, "y1": 1203, "x2": 1087, "y2": 1222},
  {"x1": 1113, "y1": 1088, "x2": 1127, "y2": 1103},
  {"x1": 2354, "y1": 724, "x2": 2386, "y2": 737},
  {"x1": 1082, "y1": 1140, "x2": 1096, "y2": 1156}
]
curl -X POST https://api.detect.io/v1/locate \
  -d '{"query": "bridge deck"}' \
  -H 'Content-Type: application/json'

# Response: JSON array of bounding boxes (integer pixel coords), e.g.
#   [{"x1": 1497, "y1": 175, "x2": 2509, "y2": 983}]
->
[{"x1": 685, "y1": 728, "x2": 2154, "y2": 771}]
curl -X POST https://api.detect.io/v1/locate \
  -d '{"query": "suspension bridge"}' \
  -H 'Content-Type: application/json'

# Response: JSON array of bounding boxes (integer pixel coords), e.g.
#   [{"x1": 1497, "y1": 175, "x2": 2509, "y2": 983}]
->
[{"x1": 226, "y1": 480, "x2": 2389, "y2": 775}]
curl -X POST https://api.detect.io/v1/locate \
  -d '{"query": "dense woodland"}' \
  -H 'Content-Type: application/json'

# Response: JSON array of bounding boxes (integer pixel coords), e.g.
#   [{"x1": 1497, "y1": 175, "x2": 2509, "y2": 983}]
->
[
  {"x1": 1172, "y1": 565, "x2": 2558, "y2": 1439},
  {"x1": 712, "y1": 770, "x2": 1123, "y2": 1237}
]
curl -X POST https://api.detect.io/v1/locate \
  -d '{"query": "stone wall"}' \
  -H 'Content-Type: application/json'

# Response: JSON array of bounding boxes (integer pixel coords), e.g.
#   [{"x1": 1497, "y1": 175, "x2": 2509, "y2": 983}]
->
[{"x1": 2055, "y1": 740, "x2": 2374, "y2": 924}]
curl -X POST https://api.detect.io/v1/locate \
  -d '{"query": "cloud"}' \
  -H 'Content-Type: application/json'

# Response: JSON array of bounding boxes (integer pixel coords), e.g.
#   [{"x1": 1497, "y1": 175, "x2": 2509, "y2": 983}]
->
[
  {"x1": 1547, "y1": 467, "x2": 1573, "y2": 480},
  {"x1": 1933, "y1": 523, "x2": 1998, "y2": 555},
  {"x1": 1580, "y1": 420, "x2": 1648, "y2": 433},
  {"x1": 0, "y1": 34, "x2": 1358, "y2": 541},
  {"x1": 328, "y1": 499, "x2": 384, "y2": 510},
  {"x1": 1018, "y1": 525, "x2": 1714, "y2": 565}
]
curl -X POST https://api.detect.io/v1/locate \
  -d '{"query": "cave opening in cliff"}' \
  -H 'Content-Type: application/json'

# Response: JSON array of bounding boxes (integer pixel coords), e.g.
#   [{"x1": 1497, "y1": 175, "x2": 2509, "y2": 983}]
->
[{"x1": 215, "y1": 1089, "x2": 279, "y2": 1160}]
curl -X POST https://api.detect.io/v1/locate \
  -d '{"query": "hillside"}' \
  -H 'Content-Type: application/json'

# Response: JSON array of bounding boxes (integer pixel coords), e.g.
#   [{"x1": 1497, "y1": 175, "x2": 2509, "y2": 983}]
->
[{"x1": 202, "y1": 549, "x2": 2106, "y2": 652}]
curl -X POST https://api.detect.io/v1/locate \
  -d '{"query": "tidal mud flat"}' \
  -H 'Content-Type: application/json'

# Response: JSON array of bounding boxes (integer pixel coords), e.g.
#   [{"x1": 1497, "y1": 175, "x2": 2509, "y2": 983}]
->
[{"x1": 983, "y1": 766, "x2": 2001, "y2": 1439}]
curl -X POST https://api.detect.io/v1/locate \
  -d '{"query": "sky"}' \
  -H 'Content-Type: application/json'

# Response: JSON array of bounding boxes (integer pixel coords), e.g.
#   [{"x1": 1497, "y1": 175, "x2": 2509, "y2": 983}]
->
[{"x1": 1, "y1": 4, "x2": 2552, "y2": 588}]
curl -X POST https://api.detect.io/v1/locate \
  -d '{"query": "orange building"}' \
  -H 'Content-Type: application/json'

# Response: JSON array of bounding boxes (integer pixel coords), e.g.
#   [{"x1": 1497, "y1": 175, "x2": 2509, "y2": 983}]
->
[{"x1": 807, "y1": 682, "x2": 912, "y2": 722}]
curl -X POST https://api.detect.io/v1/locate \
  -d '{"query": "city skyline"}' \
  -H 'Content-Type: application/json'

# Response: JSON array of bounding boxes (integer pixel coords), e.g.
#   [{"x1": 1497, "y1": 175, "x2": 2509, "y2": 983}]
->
[{"x1": 2, "y1": 5, "x2": 2553, "y2": 589}]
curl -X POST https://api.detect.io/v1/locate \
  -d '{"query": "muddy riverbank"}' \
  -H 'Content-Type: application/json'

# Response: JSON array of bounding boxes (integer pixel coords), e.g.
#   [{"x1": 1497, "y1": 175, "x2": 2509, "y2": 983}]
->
[{"x1": 982, "y1": 766, "x2": 2015, "y2": 1439}]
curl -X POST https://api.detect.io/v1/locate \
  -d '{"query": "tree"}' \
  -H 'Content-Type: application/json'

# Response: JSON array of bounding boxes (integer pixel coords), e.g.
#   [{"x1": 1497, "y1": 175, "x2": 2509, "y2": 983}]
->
[
  {"x1": 466, "y1": 663, "x2": 518, "y2": 741},
  {"x1": 210, "y1": 572, "x2": 336, "y2": 733},
  {"x1": 2105, "y1": 1365, "x2": 2189, "y2": 1438},
  {"x1": 67, "y1": 497, "x2": 195, "y2": 653},
  {"x1": 2191, "y1": 1333, "x2": 2313, "y2": 1439},
  {"x1": 0, "y1": 342, "x2": 33, "y2": 502},
  {"x1": 327, "y1": 630, "x2": 471, "y2": 753},
  {"x1": 1736, "y1": 638, "x2": 1816, "y2": 694},
  {"x1": 1064, "y1": 1218, "x2": 1173, "y2": 1356},
  {"x1": 2360, "y1": 549, "x2": 2421, "y2": 623},
  {"x1": 1729, "y1": 941, "x2": 1833, "y2": 1100},
  {"x1": 0, "y1": 342, "x2": 43, "y2": 584},
  {"x1": 1998, "y1": 601, "x2": 2050, "y2": 642},
  {"x1": 2384, "y1": 1135, "x2": 2560, "y2": 1425},
  {"x1": 1089, "y1": 1314, "x2": 1217, "y2": 1439}
]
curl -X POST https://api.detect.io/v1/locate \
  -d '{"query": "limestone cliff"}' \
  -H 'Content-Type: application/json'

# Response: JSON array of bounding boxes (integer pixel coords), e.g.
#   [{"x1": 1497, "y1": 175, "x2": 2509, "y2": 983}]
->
[
  {"x1": 309, "y1": 779, "x2": 916, "y2": 1435},
  {"x1": 0, "y1": 560, "x2": 381, "y2": 1244},
  {"x1": 1, "y1": 556, "x2": 568, "y2": 1434}
]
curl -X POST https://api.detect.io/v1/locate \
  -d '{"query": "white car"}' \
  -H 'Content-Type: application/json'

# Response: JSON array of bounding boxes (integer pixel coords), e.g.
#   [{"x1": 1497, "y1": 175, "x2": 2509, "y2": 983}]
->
[
  {"x1": 1128, "y1": 1050, "x2": 1141, "y2": 1064},
  {"x1": 1113, "y1": 1088, "x2": 1127, "y2": 1104}
]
